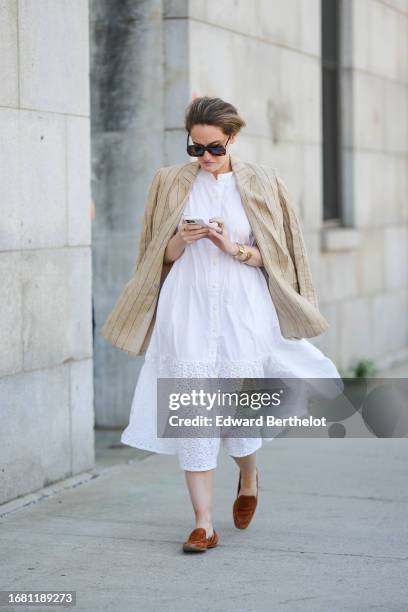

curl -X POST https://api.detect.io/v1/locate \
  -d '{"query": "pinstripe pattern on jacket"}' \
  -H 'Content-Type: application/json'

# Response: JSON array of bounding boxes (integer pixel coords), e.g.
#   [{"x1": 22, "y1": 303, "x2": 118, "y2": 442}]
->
[{"x1": 101, "y1": 155, "x2": 329, "y2": 356}]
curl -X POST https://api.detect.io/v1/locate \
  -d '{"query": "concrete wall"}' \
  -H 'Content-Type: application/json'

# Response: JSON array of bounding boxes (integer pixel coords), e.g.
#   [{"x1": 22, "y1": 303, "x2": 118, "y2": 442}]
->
[{"x1": 0, "y1": 0, "x2": 93, "y2": 504}]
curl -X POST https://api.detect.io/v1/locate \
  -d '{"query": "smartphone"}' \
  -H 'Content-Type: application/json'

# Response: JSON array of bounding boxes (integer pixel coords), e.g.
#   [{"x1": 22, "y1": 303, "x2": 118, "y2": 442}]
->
[
  {"x1": 182, "y1": 216, "x2": 222, "y2": 233},
  {"x1": 183, "y1": 216, "x2": 208, "y2": 227}
]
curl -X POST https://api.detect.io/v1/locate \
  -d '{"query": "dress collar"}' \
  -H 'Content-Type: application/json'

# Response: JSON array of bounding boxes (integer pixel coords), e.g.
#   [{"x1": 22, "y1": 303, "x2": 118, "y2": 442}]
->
[
  {"x1": 178, "y1": 154, "x2": 255, "y2": 191},
  {"x1": 198, "y1": 167, "x2": 234, "y2": 183}
]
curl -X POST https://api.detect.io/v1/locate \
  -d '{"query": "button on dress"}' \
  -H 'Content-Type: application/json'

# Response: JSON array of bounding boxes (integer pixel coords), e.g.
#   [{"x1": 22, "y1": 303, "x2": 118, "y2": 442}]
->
[{"x1": 120, "y1": 167, "x2": 342, "y2": 469}]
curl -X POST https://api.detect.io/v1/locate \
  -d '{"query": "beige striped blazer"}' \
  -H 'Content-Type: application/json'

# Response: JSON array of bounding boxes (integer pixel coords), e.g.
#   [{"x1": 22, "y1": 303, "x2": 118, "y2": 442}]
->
[{"x1": 101, "y1": 154, "x2": 329, "y2": 356}]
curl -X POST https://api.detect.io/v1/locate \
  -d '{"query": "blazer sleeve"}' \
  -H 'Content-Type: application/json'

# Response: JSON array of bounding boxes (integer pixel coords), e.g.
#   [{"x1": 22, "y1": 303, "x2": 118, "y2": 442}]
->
[
  {"x1": 133, "y1": 168, "x2": 162, "y2": 273},
  {"x1": 274, "y1": 170, "x2": 319, "y2": 310}
]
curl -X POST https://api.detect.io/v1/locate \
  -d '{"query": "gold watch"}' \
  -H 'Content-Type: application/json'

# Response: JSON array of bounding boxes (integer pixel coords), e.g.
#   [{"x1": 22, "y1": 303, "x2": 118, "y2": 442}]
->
[
  {"x1": 233, "y1": 242, "x2": 245, "y2": 259},
  {"x1": 233, "y1": 242, "x2": 252, "y2": 262}
]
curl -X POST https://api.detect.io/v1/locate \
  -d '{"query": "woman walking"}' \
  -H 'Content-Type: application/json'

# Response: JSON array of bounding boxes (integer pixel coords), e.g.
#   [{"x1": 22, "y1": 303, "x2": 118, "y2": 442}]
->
[{"x1": 101, "y1": 96, "x2": 342, "y2": 553}]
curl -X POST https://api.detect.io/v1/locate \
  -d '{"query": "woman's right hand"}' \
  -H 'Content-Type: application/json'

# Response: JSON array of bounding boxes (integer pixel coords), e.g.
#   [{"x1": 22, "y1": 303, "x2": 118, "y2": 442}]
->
[
  {"x1": 164, "y1": 222, "x2": 208, "y2": 264},
  {"x1": 179, "y1": 222, "x2": 209, "y2": 245}
]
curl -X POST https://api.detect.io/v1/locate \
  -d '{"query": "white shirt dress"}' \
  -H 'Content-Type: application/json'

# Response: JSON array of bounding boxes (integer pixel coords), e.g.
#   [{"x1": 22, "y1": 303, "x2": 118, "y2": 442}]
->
[{"x1": 120, "y1": 168, "x2": 342, "y2": 470}]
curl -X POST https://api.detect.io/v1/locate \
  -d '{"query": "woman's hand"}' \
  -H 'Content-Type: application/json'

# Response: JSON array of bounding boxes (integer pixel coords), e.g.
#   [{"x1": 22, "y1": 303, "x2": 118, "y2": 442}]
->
[
  {"x1": 179, "y1": 222, "x2": 209, "y2": 245},
  {"x1": 205, "y1": 217, "x2": 237, "y2": 256},
  {"x1": 164, "y1": 222, "x2": 209, "y2": 264}
]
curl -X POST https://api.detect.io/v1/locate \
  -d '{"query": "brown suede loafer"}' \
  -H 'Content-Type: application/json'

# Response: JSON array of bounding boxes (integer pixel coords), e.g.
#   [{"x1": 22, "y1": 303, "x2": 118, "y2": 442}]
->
[
  {"x1": 233, "y1": 467, "x2": 259, "y2": 529},
  {"x1": 182, "y1": 527, "x2": 219, "y2": 553}
]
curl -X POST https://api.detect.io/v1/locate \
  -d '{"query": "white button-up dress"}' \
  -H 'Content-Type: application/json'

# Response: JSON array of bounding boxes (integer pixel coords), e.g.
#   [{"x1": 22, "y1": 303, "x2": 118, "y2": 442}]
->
[{"x1": 120, "y1": 168, "x2": 342, "y2": 470}]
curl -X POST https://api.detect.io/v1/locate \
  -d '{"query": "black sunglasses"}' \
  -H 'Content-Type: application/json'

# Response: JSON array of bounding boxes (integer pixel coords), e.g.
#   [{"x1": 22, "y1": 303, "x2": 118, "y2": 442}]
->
[{"x1": 186, "y1": 132, "x2": 231, "y2": 157}]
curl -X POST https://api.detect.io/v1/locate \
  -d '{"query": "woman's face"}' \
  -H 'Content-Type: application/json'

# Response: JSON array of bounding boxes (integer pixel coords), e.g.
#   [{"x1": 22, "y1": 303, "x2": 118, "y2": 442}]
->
[{"x1": 190, "y1": 124, "x2": 236, "y2": 174}]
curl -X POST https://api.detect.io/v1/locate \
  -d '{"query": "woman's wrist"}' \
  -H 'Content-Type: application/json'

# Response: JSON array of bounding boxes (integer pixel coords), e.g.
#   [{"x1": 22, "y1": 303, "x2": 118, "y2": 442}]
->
[
  {"x1": 175, "y1": 229, "x2": 186, "y2": 248},
  {"x1": 164, "y1": 230, "x2": 186, "y2": 263},
  {"x1": 228, "y1": 241, "x2": 240, "y2": 257},
  {"x1": 230, "y1": 241, "x2": 254, "y2": 263}
]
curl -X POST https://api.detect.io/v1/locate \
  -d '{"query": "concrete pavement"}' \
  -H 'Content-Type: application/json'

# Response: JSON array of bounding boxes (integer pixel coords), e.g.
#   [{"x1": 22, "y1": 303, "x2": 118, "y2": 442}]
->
[{"x1": 1, "y1": 433, "x2": 408, "y2": 612}]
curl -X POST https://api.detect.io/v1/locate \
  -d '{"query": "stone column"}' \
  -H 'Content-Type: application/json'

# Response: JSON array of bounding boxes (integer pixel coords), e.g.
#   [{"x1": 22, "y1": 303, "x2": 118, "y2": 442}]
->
[{"x1": 90, "y1": 0, "x2": 164, "y2": 426}]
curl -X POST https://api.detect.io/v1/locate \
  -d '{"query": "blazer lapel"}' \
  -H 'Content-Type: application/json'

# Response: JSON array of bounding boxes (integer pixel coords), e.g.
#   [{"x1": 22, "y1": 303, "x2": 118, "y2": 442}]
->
[
  {"x1": 168, "y1": 161, "x2": 200, "y2": 216},
  {"x1": 231, "y1": 158, "x2": 289, "y2": 266},
  {"x1": 230, "y1": 156, "x2": 290, "y2": 266}
]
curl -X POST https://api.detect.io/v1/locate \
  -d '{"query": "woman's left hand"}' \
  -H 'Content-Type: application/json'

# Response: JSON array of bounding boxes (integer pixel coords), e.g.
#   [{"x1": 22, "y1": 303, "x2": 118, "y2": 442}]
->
[{"x1": 206, "y1": 217, "x2": 237, "y2": 256}]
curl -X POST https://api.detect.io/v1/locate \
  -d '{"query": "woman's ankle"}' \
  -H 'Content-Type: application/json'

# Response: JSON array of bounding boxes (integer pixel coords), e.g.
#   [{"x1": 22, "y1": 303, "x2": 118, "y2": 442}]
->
[
  {"x1": 239, "y1": 467, "x2": 258, "y2": 495},
  {"x1": 240, "y1": 466, "x2": 257, "y2": 484},
  {"x1": 195, "y1": 515, "x2": 213, "y2": 536}
]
